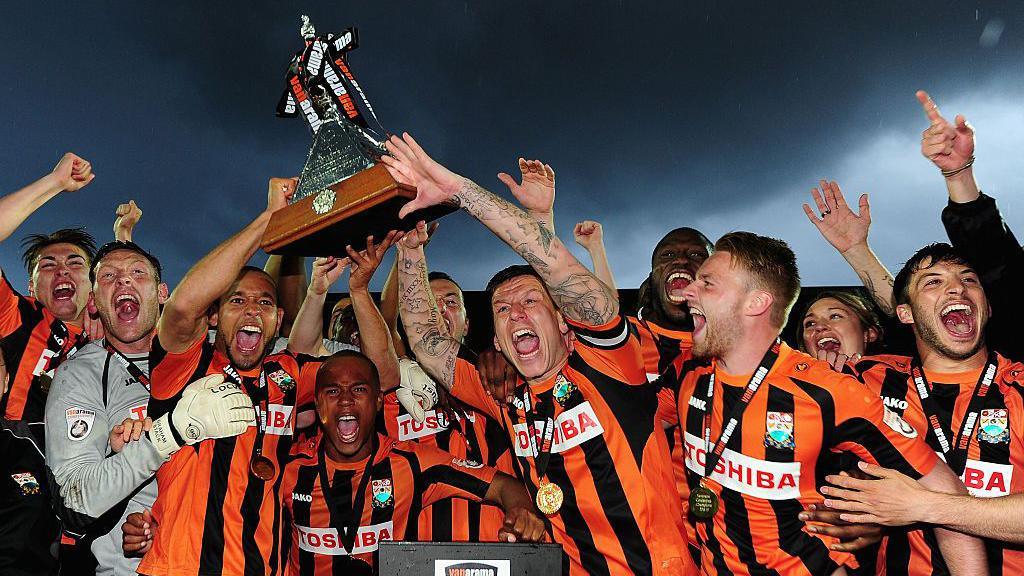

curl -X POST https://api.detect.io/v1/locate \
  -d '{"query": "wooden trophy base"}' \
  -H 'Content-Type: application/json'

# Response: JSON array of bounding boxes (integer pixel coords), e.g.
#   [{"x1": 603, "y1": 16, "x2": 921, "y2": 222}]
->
[{"x1": 261, "y1": 164, "x2": 455, "y2": 256}]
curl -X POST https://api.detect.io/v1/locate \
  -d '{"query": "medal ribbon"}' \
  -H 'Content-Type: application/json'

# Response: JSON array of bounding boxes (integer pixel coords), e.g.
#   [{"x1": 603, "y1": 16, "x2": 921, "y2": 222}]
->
[
  {"x1": 103, "y1": 341, "x2": 150, "y2": 391},
  {"x1": 317, "y1": 435, "x2": 379, "y2": 553},
  {"x1": 222, "y1": 363, "x2": 273, "y2": 477},
  {"x1": 910, "y1": 352, "x2": 998, "y2": 474},
  {"x1": 698, "y1": 340, "x2": 781, "y2": 481},
  {"x1": 520, "y1": 383, "x2": 556, "y2": 481}
]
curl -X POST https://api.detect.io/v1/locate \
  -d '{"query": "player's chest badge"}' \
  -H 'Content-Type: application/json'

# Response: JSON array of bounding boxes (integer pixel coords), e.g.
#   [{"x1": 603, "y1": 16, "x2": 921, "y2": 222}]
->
[
  {"x1": 371, "y1": 478, "x2": 394, "y2": 508},
  {"x1": 268, "y1": 369, "x2": 295, "y2": 392},
  {"x1": 764, "y1": 411, "x2": 795, "y2": 450},
  {"x1": 11, "y1": 472, "x2": 40, "y2": 496},
  {"x1": 552, "y1": 374, "x2": 577, "y2": 407},
  {"x1": 978, "y1": 408, "x2": 1010, "y2": 444}
]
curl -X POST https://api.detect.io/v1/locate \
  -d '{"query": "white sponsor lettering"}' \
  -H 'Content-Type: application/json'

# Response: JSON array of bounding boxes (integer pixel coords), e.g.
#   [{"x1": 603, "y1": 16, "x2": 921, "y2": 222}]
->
[
  {"x1": 292, "y1": 492, "x2": 312, "y2": 502},
  {"x1": 255, "y1": 404, "x2": 294, "y2": 436},
  {"x1": 961, "y1": 459, "x2": 1013, "y2": 498},
  {"x1": 512, "y1": 402, "x2": 604, "y2": 457},
  {"x1": 687, "y1": 395, "x2": 707, "y2": 411},
  {"x1": 306, "y1": 40, "x2": 325, "y2": 76},
  {"x1": 396, "y1": 410, "x2": 474, "y2": 441},
  {"x1": 882, "y1": 396, "x2": 908, "y2": 411},
  {"x1": 32, "y1": 349, "x2": 57, "y2": 377},
  {"x1": 683, "y1": 432, "x2": 801, "y2": 499},
  {"x1": 296, "y1": 522, "x2": 393, "y2": 555}
]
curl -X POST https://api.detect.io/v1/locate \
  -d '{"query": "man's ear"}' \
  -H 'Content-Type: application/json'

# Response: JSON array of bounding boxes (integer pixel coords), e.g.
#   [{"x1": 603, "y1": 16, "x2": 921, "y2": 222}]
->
[
  {"x1": 746, "y1": 290, "x2": 774, "y2": 318},
  {"x1": 208, "y1": 308, "x2": 219, "y2": 328},
  {"x1": 896, "y1": 303, "x2": 914, "y2": 325},
  {"x1": 157, "y1": 283, "x2": 170, "y2": 304},
  {"x1": 86, "y1": 292, "x2": 98, "y2": 316},
  {"x1": 493, "y1": 335, "x2": 501, "y2": 353},
  {"x1": 865, "y1": 326, "x2": 880, "y2": 344},
  {"x1": 27, "y1": 279, "x2": 35, "y2": 298},
  {"x1": 556, "y1": 310, "x2": 570, "y2": 335},
  {"x1": 275, "y1": 307, "x2": 285, "y2": 337}
]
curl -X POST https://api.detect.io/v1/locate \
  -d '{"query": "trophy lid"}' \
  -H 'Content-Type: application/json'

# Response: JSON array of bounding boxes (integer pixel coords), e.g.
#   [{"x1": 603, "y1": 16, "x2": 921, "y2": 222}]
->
[{"x1": 300, "y1": 15, "x2": 316, "y2": 40}]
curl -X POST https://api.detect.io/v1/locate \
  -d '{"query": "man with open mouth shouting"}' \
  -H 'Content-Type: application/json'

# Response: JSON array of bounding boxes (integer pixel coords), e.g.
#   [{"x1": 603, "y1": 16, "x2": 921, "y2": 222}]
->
[
  {"x1": 832, "y1": 242, "x2": 1024, "y2": 576},
  {"x1": 0, "y1": 153, "x2": 98, "y2": 446},
  {"x1": 387, "y1": 133, "x2": 697, "y2": 576},
  {"x1": 128, "y1": 178, "x2": 325, "y2": 576},
  {"x1": 281, "y1": 351, "x2": 544, "y2": 575}
]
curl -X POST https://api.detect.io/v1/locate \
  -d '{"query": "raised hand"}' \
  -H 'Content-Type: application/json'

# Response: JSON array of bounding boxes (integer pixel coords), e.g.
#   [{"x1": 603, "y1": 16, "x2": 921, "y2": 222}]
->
[
  {"x1": 822, "y1": 462, "x2": 931, "y2": 526},
  {"x1": 114, "y1": 200, "x2": 143, "y2": 242},
  {"x1": 267, "y1": 177, "x2": 298, "y2": 213},
  {"x1": 51, "y1": 153, "x2": 95, "y2": 192},
  {"x1": 916, "y1": 90, "x2": 974, "y2": 173},
  {"x1": 398, "y1": 220, "x2": 431, "y2": 251},
  {"x1": 803, "y1": 180, "x2": 871, "y2": 255},
  {"x1": 346, "y1": 231, "x2": 402, "y2": 293},
  {"x1": 573, "y1": 220, "x2": 603, "y2": 250},
  {"x1": 380, "y1": 133, "x2": 463, "y2": 219},
  {"x1": 309, "y1": 256, "x2": 349, "y2": 296},
  {"x1": 497, "y1": 158, "x2": 555, "y2": 224}
]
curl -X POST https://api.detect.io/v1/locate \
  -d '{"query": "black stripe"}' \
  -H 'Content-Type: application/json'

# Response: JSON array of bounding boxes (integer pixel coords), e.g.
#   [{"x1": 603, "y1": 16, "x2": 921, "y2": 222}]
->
[
  {"x1": 198, "y1": 436, "x2": 237, "y2": 574},
  {"x1": 720, "y1": 488, "x2": 779, "y2": 575},
  {"x1": 368, "y1": 457, "x2": 394, "y2": 568},
  {"x1": 329, "y1": 467, "x2": 354, "y2": 576},
  {"x1": 420, "y1": 465, "x2": 491, "y2": 499},
  {"x1": 923, "y1": 527, "x2": 951, "y2": 575},
  {"x1": 545, "y1": 451, "x2": 610, "y2": 576},
  {"x1": 394, "y1": 448, "x2": 425, "y2": 540},
  {"x1": 293, "y1": 464, "x2": 318, "y2": 576},
  {"x1": 768, "y1": 498, "x2": 837, "y2": 575},
  {"x1": 241, "y1": 441, "x2": 267, "y2": 574},
  {"x1": 268, "y1": 361, "x2": 300, "y2": 576}
]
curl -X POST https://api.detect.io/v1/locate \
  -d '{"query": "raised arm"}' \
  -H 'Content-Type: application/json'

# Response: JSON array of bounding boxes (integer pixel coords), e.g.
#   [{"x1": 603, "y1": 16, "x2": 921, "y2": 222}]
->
[
  {"x1": 113, "y1": 200, "x2": 142, "y2": 243},
  {"x1": 574, "y1": 220, "x2": 617, "y2": 291},
  {"x1": 916, "y1": 90, "x2": 979, "y2": 204},
  {"x1": 498, "y1": 158, "x2": 555, "y2": 233},
  {"x1": 0, "y1": 153, "x2": 93, "y2": 247},
  {"x1": 396, "y1": 222, "x2": 461, "y2": 389},
  {"x1": 380, "y1": 222, "x2": 437, "y2": 359},
  {"x1": 803, "y1": 180, "x2": 895, "y2": 315},
  {"x1": 384, "y1": 134, "x2": 617, "y2": 326},
  {"x1": 344, "y1": 233, "x2": 402, "y2": 392},
  {"x1": 263, "y1": 255, "x2": 307, "y2": 338},
  {"x1": 287, "y1": 256, "x2": 347, "y2": 357},
  {"x1": 157, "y1": 178, "x2": 295, "y2": 353}
]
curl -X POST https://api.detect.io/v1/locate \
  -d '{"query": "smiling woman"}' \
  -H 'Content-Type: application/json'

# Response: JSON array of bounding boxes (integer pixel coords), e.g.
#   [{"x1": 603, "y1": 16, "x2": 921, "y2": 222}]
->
[{"x1": 798, "y1": 290, "x2": 884, "y2": 359}]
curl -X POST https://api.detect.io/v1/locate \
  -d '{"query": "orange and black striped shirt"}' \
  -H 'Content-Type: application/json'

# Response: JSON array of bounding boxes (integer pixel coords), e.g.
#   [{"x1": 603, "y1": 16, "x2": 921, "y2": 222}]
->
[
  {"x1": 282, "y1": 433, "x2": 497, "y2": 575},
  {"x1": 380, "y1": 389, "x2": 513, "y2": 542},
  {"x1": 0, "y1": 274, "x2": 85, "y2": 429},
  {"x1": 665, "y1": 343, "x2": 938, "y2": 575},
  {"x1": 451, "y1": 314, "x2": 696, "y2": 576},
  {"x1": 139, "y1": 335, "x2": 321, "y2": 576},
  {"x1": 856, "y1": 353, "x2": 1024, "y2": 576}
]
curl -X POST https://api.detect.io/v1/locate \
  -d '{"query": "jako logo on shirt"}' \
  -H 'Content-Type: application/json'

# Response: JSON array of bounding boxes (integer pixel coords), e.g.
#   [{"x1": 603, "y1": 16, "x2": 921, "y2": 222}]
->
[
  {"x1": 255, "y1": 404, "x2": 294, "y2": 436},
  {"x1": 296, "y1": 522, "x2": 392, "y2": 555},
  {"x1": 683, "y1": 432, "x2": 801, "y2": 499},
  {"x1": 512, "y1": 402, "x2": 604, "y2": 457},
  {"x1": 292, "y1": 492, "x2": 313, "y2": 503},
  {"x1": 396, "y1": 410, "x2": 474, "y2": 441}
]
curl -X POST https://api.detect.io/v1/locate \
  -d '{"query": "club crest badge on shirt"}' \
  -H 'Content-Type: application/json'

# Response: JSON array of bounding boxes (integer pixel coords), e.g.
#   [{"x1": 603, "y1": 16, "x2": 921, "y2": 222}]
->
[
  {"x1": 66, "y1": 408, "x2": 95, "y2": 441},
  {"x1": 11, "y1": 472, "x2": 40, "y2": 496},
  {"x1": 371, "y1": 478, "x2": 394, "y2": 508},
  {"x1": 268, "y1": 369, "x2": 295, "y2": 392},
  {"x1": 978, "y1": 408, "x2": 1010, "y2": 444},
  {"x1": 553, "y1": 374, "x2": 577, "y2": 407},
  {"x1": 764, "y1": 411, "x2": 795, "y2": 450}
]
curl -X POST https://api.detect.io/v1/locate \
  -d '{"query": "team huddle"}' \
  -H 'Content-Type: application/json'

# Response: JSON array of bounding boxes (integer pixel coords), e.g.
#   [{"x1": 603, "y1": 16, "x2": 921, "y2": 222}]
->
[{"x1": 2, "y1": 90, "x2": 1023, "y2": 576}]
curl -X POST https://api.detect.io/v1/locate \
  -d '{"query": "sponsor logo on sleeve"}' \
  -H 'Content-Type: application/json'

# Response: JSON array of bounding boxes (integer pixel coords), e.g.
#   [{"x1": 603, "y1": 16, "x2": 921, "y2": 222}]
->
[
  {"x1": 512, "y1": 401, "x2": 604, "y2": 457},
  {"x1": 296, "y1": 522, "x2": 392, "y2": 555},
  {"x1": 66, "y1": 408, "x2": 95, "y2": 441},
  {"x1": 684, "y1": 432, "x2": 801, "y2": 499},
  {"x1": 434, "y1": 560, "x2": 511, "y2": 576}
]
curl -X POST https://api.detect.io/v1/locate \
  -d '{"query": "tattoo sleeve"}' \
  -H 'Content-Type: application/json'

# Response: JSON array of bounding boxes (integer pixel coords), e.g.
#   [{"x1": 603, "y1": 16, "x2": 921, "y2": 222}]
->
[
  {"x1": 396, "y1": 244, "x2": 459, "y2": 389},
  {"x1": 454, "y1": 178, "x2": 618, "y2": 326}
]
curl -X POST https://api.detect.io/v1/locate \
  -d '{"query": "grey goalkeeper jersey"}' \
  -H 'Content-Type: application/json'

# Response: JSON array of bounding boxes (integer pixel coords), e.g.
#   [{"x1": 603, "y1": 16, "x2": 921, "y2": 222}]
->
[{"x1": 45, "y1": 340, "x2": 163, "y2": 576}]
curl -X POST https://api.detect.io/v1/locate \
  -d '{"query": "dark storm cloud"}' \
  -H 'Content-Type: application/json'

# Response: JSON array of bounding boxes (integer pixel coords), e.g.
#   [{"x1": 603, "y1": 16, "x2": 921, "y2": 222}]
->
[{"x1": 2, "y1": 1, "x2": 1023, "y2": 290}]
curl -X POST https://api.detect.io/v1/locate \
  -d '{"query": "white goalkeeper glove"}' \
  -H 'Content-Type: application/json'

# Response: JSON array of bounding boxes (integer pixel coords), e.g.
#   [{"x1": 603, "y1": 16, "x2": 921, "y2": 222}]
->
[
  {"x1": 395, "y1": 359, "x2": 438, "y2": 423},
  {"x1": 149, "y1": 373, "x2": 254, "y2": 460}
]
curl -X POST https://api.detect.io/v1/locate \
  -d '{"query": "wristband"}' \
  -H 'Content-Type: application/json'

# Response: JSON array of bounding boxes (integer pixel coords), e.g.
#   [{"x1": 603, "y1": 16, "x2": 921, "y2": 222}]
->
[{"x1": 941, "y1": 155, "x2": 975, "y2": 178}]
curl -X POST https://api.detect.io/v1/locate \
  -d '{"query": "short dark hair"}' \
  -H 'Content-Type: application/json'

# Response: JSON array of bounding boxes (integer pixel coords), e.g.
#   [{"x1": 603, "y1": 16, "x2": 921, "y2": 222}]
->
[
  {"x1": 21, "y1": 227, "x2": 97, "y2": 274},
  {"x1": 428, "y1": 271, "x2": 462, "y2": 292},
  {"x1": 485, "y1": 265, "x2": 544, "y2": 304},
  {"x1": 714, "y1": 232, "x2": 801, "y2": 328},
  {"x1": 90, "y1": 241, "x2": 163, "y2": 283},
  {"x1": 315, "y1": 350, "x2": 380, "y2": 392},
  {"x1": 893, "y1": 243, "x2": 974, "y2": 306},
  {"x1": 652, "y1": 227, "x2": 713, "y2": 265},
  {"x1": 796, "y1": 289, "x2": 885, "y2": 355}
]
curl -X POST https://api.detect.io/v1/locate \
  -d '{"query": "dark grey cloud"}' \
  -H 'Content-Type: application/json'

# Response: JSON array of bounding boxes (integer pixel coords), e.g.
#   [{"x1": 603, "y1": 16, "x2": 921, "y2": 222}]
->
[{"x1": 2, "y1": 1, "x2": 1023, "y2": 291}]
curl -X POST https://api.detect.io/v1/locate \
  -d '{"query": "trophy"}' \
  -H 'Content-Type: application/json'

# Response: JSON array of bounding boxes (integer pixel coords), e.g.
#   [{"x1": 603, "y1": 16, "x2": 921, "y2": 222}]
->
[{"x1": 262, "y1": 16, "x2": 455, "y2": 256}]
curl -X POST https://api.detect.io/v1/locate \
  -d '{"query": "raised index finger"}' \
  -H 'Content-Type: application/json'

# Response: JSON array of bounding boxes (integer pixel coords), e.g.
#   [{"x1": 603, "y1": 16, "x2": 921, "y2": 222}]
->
[{"x1": 915, "y1": 90, "x2": 944, "y2": 125}]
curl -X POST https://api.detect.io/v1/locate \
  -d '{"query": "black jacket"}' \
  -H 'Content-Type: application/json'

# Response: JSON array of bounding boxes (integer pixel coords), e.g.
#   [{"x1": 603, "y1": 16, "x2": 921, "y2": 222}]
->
[{"x1": 0, "y1": 418, "x2": 60, "y2": 576}]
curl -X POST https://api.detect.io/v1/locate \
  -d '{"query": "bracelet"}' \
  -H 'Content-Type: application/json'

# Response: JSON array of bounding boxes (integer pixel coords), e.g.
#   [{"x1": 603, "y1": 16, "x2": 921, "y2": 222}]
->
[{"x1": 941, "y1": 155, "x2": 975, "y2": 178}]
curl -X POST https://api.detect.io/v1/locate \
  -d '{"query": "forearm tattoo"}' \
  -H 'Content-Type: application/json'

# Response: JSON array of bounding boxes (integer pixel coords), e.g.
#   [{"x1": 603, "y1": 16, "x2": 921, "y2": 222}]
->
[
  {"x1": 397, "y1": 247, "x2": 458, "y2": 388},
  {"x1": 859, "y1": 272, "x2": 896, "y2": 316},
  {"x1": 455, "y1": 178, "x2": 617, "y2": 325}
]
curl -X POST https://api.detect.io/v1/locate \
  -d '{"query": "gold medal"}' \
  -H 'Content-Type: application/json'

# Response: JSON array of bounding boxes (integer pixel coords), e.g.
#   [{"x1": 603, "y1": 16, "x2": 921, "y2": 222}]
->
[
  {"x1": 688, "y1": 484, "x2": 719, "y2": 521},
  {"x1": 250, "y1": 455, "x2": 277, "y2": 481},
  {"x1": 535, "y1": 481, "x2": 563, "y2": 515}
]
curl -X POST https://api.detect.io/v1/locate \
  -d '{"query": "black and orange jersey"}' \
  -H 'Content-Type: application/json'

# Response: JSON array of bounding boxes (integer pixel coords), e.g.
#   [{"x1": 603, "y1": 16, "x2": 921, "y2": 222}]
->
[
  {"x1": 665, "y1": 342, "x2": 938, "y2": 576},
  {"x1": 856, "y1": 353, "x2": 1024, "y2": 576},
  {"x1": 0, "y1": 274, "x2": 85, "y2": 428},
  {"x1": 380, "y1": 391, "x2": 513, "y2": 542},
  {"x1": 282, "y1": 433, "x2": 497, "y2": 575},
  {"x1": 139, "y1": 335, "x2": 321, "y2": 576},
  {"x1": 451, "y1": 314, "x2": 696, "y2": 576}
]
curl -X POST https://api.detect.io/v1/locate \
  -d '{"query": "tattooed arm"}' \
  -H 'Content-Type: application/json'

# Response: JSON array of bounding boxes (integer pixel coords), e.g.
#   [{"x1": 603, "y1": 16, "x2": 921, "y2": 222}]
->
[
  {"x1": 395, "y1": 222, "x2": 460, "y2": 389},
  {"x1": 802, "y1": 180, "x2": 895, "y2": 315},
  {"x1": 383, "y1": 134, "x2": 618, "y2": 326}
]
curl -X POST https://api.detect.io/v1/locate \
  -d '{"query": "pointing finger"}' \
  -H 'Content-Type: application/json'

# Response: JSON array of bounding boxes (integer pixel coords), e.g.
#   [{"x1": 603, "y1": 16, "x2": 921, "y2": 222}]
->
[{"x1": 915, "y1": 90, "x2": 944, "y2": 125}]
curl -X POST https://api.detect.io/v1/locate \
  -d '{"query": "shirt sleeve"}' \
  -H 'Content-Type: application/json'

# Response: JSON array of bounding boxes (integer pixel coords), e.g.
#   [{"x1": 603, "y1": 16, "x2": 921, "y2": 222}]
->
[
  {"x1": 147, "y1": 335, "x2": 206, "y2": 418},
  {"x1": 566, "y1": 314, "x2": 646, "y2": 386},
  {"x1": 412, "y1": 442, "x2": 498, "y2": 508},
  {"x1": 44, "y1": 358, "x2": 164, "y2": 520},
  {"x1": 829, "y1": 371, "x2": 938, "y2": 480},
  {"x1": 449, "y1": 358, "x2": 502, "y2": 420},
  {"x1": 293, "y1": 353, "x2": 324, "y2": 408},
  {"x1": 0, "y1": 273, "x2": 31, "y2": 338}
]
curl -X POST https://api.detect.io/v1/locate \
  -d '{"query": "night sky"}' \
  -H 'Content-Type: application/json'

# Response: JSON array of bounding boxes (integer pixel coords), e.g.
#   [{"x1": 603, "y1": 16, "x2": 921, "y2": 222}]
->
[{"x1": 3, "y1": 1, "x2": 1023, "y2": 292}]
